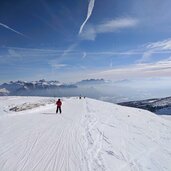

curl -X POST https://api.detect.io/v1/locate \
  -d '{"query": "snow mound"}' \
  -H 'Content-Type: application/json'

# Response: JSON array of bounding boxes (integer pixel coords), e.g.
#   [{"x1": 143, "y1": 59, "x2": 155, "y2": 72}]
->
[
  {"x1": 9, "y1": 100, "x2": 54, "y2": 112},
  {"x1": 0, "y1": 96, "x2": 171, "y2": 171}
]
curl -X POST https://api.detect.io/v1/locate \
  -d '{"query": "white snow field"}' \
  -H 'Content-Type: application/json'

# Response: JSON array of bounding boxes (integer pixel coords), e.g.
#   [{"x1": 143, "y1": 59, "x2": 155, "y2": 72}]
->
[{"x1": 0, "y1": 96, "x2": 171, "y2": 171}]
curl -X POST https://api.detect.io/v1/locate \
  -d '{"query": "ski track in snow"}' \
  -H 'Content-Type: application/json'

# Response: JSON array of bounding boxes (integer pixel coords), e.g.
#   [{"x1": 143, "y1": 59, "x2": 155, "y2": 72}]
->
[{"x1": 0, "y1": 96, "x2": 171, "y2": 171}]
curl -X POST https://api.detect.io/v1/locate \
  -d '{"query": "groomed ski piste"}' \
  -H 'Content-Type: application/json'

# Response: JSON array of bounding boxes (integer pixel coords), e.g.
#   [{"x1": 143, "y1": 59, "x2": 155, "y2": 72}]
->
[{"x1": 0, "y1": 96, "x2": 171, "y2": 171}]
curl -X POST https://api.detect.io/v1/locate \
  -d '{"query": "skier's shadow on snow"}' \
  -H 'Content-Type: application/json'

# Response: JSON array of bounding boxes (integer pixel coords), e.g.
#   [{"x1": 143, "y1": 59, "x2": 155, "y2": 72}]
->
[{"x1": 42, "y1": 113, "x2": 57, "y2": 115}]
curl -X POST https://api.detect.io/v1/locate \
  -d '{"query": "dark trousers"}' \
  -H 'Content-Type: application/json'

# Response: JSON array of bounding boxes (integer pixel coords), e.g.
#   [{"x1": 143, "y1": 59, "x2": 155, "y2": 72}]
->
[{"x1": 56, "y1": 106, "x2": 62, "y2": 113}]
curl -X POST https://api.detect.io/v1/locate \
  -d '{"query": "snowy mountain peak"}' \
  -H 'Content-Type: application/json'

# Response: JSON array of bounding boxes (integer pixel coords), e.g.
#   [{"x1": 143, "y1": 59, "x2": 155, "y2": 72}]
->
[{"x1": 0, "y1": 80, "x2": 77, "y2": 96}]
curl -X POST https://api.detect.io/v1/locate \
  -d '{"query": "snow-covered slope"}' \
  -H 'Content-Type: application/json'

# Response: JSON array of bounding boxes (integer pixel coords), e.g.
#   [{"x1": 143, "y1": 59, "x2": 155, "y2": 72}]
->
[
  {"x1": 0, "y1": 97, "x2": 171, "y2": 171},
  {"x1": 119, "y1": 96, "x2": 171, "y2": 115}
]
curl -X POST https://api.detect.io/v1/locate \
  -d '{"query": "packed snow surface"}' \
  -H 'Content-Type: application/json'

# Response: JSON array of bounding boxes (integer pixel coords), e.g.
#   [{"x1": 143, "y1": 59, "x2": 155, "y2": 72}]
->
[{"x1": 0, "y1": 96, "x2": 171, "y2": 171}]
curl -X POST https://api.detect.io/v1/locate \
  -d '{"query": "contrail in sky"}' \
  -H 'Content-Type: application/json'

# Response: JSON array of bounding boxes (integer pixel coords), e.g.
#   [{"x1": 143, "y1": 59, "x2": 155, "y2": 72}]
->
[
  {"x1": 0, "y1": 22, "x2": 27, "y2": 38},
  {"x1": 79, "y1": 0, "x2": 95, "y2": 35}
]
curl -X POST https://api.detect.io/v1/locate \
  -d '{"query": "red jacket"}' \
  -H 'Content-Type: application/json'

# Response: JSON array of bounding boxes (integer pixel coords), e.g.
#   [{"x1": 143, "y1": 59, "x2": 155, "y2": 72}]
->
[{"x1": 56, "y1": 100, "x2": 62, "y2": 107}]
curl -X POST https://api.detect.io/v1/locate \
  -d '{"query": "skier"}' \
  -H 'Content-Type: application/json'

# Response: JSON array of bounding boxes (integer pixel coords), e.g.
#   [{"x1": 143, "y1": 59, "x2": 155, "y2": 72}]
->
[{"x1": 56, "y1": 99, "x2": 62, "y2": 114}]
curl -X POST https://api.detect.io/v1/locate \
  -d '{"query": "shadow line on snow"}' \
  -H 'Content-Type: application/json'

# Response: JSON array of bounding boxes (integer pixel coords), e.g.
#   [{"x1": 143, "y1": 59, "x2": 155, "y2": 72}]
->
[{"x1": 42, "y1": 113, "x2": 57, "y2": 115}]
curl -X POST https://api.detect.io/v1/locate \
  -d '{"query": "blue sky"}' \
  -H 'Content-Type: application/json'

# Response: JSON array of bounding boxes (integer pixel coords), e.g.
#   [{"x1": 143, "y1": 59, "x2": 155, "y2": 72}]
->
[{"x1": 1, "y1": 0, "x2": 171, "y2": 84}]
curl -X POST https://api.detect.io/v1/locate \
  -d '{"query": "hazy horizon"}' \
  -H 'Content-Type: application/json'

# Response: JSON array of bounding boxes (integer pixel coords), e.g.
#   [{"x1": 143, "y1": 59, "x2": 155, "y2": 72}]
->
[{"x1": 1, "y1": 77, "x2": 171, "y2": 103}]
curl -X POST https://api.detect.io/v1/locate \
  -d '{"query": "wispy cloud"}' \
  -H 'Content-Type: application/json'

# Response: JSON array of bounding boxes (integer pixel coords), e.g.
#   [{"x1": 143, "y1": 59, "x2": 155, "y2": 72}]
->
[
  {"x1": 47, "y1": 43, "x2": 78, "y2": 70},
  {"x1": 139, "y1": 50, "x2": 154, "y2": 63},
  {"x1": 90, "y1": 58, "x2": 171, "y2": 80},
  {"x1": 97, "y1": 18, "x2": 138, "y2": 33},
  {"x1": 81, "y1": 52, "x2": 87, "y2": 59},
  {"x1": 0, "y1": 46, "x2": 79, "y2": 66},
  {"x1": 59, "y1": 43, "x2": 78, "y2": 58},
  {"x1": 79, "y1": 0, "x2": 95, "y2": 35},
  {"x1": 147, "y1": 39, "x2": 171, "y2": 50},
  {"x1": 80, "y1": 18, "x2": 138, "y2": 40},
  {"x1": 1, "y1": 46, "x2": 79, "y2": 58},
  {"x1": 139, "y1": 38, "x2": 171, "y2": 63},
  {"x1": 3, "y1": 40, "x2": 171, "y2": 63},
  {"x1": 0, "y1": 22, "x2": 28, "y2": 38},
  {"x1": 50, "y1": 63, "x2": 68, "y2": 69}
]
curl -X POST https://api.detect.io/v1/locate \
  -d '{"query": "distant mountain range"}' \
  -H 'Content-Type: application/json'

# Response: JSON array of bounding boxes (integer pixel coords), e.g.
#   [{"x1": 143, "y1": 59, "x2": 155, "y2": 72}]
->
[
  {"x1": 0, "y1": 79, "x2": 77, "y2": 96},
  {"x1": 119, "y1": 96, "x2": 171, "y2": 115},
  {"x1": 0, "y1": 79, "x2": 108, "y2": 97},
  {"x1": 76, "y1": 78, "x2": 108, "y2": 85}
]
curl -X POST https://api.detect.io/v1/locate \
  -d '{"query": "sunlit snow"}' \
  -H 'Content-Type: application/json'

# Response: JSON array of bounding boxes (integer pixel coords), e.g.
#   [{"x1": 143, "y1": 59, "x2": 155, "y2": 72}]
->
[{"x1": 0, "y1": 96, "x2": 171, "y2": 171}]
